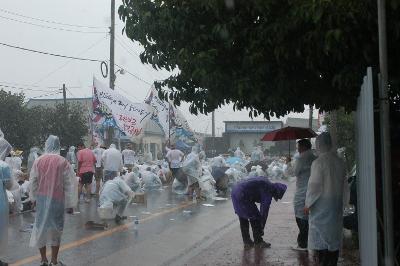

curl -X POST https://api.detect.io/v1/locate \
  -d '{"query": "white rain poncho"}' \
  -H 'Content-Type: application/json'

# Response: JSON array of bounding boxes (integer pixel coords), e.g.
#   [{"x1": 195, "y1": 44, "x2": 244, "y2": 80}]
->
[
  {"x1": 172, "y1": 178, "x2": 187, "y2": 195},
  {"x1": 292, "y1": 150, "x2": 317, "y2": 220},
  {"x1": 66, "y1": 146, "x2": 77, "y2": 169},
  {"x1": 27, "y1": 147, "x2": 39, "y2": 174},
  {"x1": 143, "y1": 151, "x2": 153, "y2": 163},
  {"x1": 267, "y1": 161, "x2": 285, "y2": 180},
  {"x1": 198, "y1": 168, "x2": 216, "y2": 199},
  {"x1": 225, "y1": 167, "x2": 246, "y2": 186},
  {"x1": 0, "y1": 133, "x2": 12, "y2": 257},
  {"x1": 182, "y1": 147, "x2": 202, "y2": 186},
  {"x1": 102, "y1": 144, "x2": 123, "y2": 172},
  {"x1": 210, "y1": 156, "x2": 227, "y2": 168},
  {"x1": 141, "y1": 169, "x2": 162, "y2": 190},
  {"x1": 250, "y1": 147, "x2": 264, "y2": 162},
  {"x1": 234, "y1": 147, "x2": 245, "y2": 159},
  {"x1": 98, "y1": 177, "x2": 134, "y2": 219},
  {"x1": 29, "y1": 135, "x2": 76, "y2": 248},
  {"x1": 123, "y1": 167, "x2": 143, "y2": 192},
  {"x1": 305, "y1": 133, "x2": 347, "y2": 251}
]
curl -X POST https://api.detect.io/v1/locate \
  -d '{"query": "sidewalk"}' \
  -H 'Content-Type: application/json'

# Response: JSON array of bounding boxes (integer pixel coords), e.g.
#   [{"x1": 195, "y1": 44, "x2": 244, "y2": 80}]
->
[{"x1": 183, "y1": 181, "x2": 360, "y2": 266}]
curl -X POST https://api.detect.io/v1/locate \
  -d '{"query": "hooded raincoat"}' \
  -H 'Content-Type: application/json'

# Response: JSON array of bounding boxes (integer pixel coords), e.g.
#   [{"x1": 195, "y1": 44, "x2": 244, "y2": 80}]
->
[
  {"x1": 250, "y1": 147, "x2": 264, "y2": 162},
  {"x1": 0, "y1": 131, "x2": 12, "y2": 257},
  {"x1": 29, "y1": 135, "x2": 75, "y2": 248},
  {"x1": 182, "y1": 146, "x2": 202, "y2": 186},
  {"x1": 66, "y1": 146, "x2": 77, "y2": 170},
  {"x1": 231, "y1": 177, "x2": 287, "y2": 229},
  {"x1": 124, "y1": 167, "x2": 143, "y2": 192},
  {"x1": 99, "y1": 177, "x2": 134, "y2": 218},
  {"x1": 27, "y1": 147, "x2": 39, "y2": 175},
  {"x1": 234, "y1": 147, "x2": 245, "y2": 159},
  {"x1": 305, "y1": 133, "x2": 347, "y2": 251},
  {"x1": 293, "y1": 150, "x2": 317, "y2": 219}
]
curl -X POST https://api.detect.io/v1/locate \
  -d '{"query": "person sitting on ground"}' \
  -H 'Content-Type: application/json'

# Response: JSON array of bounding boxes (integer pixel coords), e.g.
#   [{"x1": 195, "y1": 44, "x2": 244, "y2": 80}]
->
[
  {"x1": 231, "y1": 177, "x2": 287, "y2": 249},
  {"x1": 98, "y1": 176, "x2": 135, "y2": 223},
  {"x1": 141, "y1": 167, "x2": 162, "y2": 190},
  {"x1": 123, "y1": 166, "x2": 143, "y2": 192}
]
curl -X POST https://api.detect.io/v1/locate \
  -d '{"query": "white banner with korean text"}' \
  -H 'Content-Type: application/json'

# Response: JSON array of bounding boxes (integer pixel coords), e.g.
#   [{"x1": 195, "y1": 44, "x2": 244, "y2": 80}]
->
[{"x1": 92, "y1": 77, "x2": 152, "y2": 140}]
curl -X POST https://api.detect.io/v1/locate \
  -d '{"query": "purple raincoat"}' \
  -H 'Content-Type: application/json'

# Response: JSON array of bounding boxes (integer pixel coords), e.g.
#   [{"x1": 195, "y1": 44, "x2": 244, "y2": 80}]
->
[{"x1": 231, "y1": 177, "x2": 287, "y2": 228}]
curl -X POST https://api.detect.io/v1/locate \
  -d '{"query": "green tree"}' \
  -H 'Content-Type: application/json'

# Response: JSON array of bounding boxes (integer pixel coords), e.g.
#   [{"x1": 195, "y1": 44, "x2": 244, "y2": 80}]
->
[
  {"x1": 0, "y1": 90, "x2": 88, "y2": 152},
  {"x1": 324, "y1": 109, "x2": 356, "y2": 170},
  {"x1": 119, "y1": 0, "x2": 400, "y2": 117}
]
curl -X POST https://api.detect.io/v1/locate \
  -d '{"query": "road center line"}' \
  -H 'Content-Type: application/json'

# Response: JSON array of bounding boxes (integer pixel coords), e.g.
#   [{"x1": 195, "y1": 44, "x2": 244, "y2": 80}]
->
[{"x1": 10, "y1": 201, "x2": 194, "y2": 266}]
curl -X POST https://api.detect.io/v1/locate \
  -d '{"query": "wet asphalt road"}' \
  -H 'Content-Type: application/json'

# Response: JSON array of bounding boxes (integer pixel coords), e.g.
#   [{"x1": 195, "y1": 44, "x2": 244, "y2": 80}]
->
[
  {"x1": 4, "y1": 181, "x2": 360, "y2": 266},
  {"x1": 5, "y1": 185, "x2": 238, "y2": 266}
]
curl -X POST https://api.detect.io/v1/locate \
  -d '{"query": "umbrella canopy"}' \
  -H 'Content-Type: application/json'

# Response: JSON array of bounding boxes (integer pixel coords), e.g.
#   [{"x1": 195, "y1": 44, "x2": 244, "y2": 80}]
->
[{"x1": 261, "y1": 126, "x2": 317, "y2": 141}]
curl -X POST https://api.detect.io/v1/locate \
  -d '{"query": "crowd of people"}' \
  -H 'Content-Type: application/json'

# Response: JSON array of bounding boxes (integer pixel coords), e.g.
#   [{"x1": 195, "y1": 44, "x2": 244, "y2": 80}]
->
[{"x1": 0, "y1": 128, "x2": 350, "y2": 266}]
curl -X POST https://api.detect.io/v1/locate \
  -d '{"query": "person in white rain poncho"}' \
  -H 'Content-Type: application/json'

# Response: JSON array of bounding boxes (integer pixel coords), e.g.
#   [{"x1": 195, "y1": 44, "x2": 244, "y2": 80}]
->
[
  {"x1": 28, "y1": 147, "x2": 40, "y2": 175},
  {"x1": 291, "y1": 139, "x2": 316, "y2": 251},
  {"x1": 102, "y1": 144, "x2": 123, "y2": 182},
  {"x1": 121, "y1": 144, "x2": 136, "y2": 172},
  {"x1": 251, "y1": 146, "x2": 264, "y2": 162},
  {"x1": 182, "y1": 146, "x2": 203, "y2": 199},
  {"x1": 66, "y1": 146, "x2": 77, "y2": 171},
  {"x1": 304, "y1": 133, "x2": 347, "y2": 266},
  {"x1": 29, "y1": 135, "x2": 76, "y2": 266},
  {"x1": 98, "y1": 177, "x2": 135, "y2": 222},
  {"x1": 123, "y1": 166, "x2": 143, "y2": 192},
  {"x1": 234, "y1": 147, "x2": 245, "y2": 159},
  {"x1": 141, "y1": 167, "x2": 162, "y2": 190},
  {"x1": 0, "y1": 130, "x2": 13, "y2": 266}
]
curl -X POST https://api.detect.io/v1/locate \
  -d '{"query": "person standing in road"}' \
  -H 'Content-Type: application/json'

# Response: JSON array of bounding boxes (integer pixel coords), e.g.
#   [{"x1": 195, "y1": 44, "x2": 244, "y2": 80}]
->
[
  {"x1": 121, "y1": 143, "x2": 135, "y2": 172},
  {"x1": 304, "y1": 133, "x2": 347, "y2": 266},
  {"x1": 76, "y1": 143, "x2": 96, "y2": 203},
  {"x1": 166, "y1": 144, "x2": 184, "y2": 179},
  {"x1": 0, "y1": 129, "x2": 13, "y2": 266},
  {"x1": 291, "y1": 139, "x2": 317, "y2": 251},
  {"x1": 92, "y1": 144, "x2": 105, "y2": 196},
  {"x1": 29, "y1": 135, "x2": 75, "y2": 266},
  {"x1": 102, "y1": 144, "x2": 123, "y2": 182},
  {"x1": 231, "y1": 177, "x2": 287, "y2": 249},
  {"x1": 66, "y1": 146, "x2": 77, "y2": 172}
]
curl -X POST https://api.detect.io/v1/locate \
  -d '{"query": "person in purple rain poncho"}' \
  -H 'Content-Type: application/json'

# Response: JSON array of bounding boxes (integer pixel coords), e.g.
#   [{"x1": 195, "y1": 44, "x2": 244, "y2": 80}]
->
[{"x1": 231, "y1": 177, "x2": 287, "y2": 249}]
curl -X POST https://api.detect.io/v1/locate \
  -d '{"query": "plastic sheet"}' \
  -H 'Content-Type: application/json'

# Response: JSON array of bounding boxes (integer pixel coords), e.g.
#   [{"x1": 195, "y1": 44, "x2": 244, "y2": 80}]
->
[
  {"x1": 172, "y1": 178, "x2": 187, "y2": 195},
  {"x1": 29, "y1": 135, "x2": 76, "y2": 248},
  {"x1": 123, "y1": 170, "x2": 144, "y2": 192},
  {"x1": 141, "y1": 170, "x2": 162, "y2": 190},
  {"x1": 182, "y1": 150, "x2": 202, "y2": 186},
  {"x1": 198, "y1": 173, "x2": 216, "y2": 199}
]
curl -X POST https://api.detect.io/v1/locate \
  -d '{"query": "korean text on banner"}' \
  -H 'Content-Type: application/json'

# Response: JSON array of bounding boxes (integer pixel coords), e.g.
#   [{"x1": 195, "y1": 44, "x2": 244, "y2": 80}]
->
[{"x1": 92, "y1": 78, "x2": 152, "y2": 138}]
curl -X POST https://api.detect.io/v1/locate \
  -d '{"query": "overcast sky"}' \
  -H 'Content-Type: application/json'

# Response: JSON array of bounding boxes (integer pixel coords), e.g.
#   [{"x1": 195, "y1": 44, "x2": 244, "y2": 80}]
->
[{"x1": 0, "y1": 0, "x2": 316, "y2": 135}]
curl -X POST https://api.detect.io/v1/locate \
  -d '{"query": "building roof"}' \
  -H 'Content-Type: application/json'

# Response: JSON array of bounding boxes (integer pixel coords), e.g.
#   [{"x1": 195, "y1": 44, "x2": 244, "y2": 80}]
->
[{"x1": 285, "y1": 117, "x2": 319, "y2": 131}]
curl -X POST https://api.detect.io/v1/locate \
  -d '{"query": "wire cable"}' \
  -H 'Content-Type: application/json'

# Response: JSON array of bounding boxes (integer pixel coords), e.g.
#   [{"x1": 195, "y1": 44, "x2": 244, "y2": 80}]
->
[
  {"x1": 114, "y1": 63, "x2": 153, "y2": 85},
  {"x1": 0, "y1": 8, "x2": 106, "y2": 29},
  {"x1": 30, "y1": 90, "x2": 61, "y2": 99},
  {"x1": 0, "y1": 41, "x2": 105, "y2": 62},
  {"x1": 30, "y1": 36, "x2": 108, "y2": 85},
  {"x1": 0, "y1": 83, "x2": 55, "y2": 93},
  {"x1": 0, "y1": 15, "x2": 107, "y2": 34}
]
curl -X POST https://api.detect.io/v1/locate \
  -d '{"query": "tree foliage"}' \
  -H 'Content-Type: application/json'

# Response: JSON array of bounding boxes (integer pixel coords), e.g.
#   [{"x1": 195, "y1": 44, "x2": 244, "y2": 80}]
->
[
  {"x1": 119, "y1": 0, "x2": 400, "y2": 118},
  {"x1": 0, "y1": 90, "x2": 88, "y2": 152}
]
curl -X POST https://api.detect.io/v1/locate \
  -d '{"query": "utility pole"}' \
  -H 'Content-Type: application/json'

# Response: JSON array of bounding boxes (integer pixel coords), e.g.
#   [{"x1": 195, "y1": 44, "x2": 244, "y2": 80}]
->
[
  {"x1": 106, "y1": 0, "x2": 116, "y2": 147},
  {"x1": 62, "y1": 83, "x2": 67, "y2": 105},
  {"x1": 377, "y1": 0, "x2": 394, "y2": 264},
  {"x1": 109, "y1": 0, "x2": 115, "y2": 90}
]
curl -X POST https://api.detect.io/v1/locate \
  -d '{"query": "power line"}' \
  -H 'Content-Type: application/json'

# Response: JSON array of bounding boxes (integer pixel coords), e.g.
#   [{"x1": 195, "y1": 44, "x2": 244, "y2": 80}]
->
[
  {"x1": 30, "y1": 91, "x2": 61, "y2": 99},
  {"x1": 31, "y1": 36, "x2": 108, "y2": 85},
  {"x1": 115, "y1": 63, "x2": 153, "y2": 85},
  {"x1": 0, "y1": 8, "x2": 106, "y2": 29},
  {"x1": 0, "y1": 15, "x2": 107, "y2": 34},
  {"x1": 0, "y1": 83, "x2": 56, "y2": 93},
  {"x1": 0, "y1": 41, "x2": 105, "y2": 62}
]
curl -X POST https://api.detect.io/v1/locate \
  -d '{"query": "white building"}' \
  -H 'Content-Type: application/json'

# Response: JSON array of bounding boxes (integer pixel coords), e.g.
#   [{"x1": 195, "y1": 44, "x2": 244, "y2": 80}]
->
[{"x1": 223, "y1": 121, "x2": 283, "y2": 154}]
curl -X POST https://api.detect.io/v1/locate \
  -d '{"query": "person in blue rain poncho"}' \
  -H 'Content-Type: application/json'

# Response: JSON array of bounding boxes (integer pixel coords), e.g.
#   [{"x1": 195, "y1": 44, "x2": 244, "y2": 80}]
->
[
  {"x1": 29, "y1": 135, "x2": 76, "y2": 266},
  {"x1": 0, "y1": 129, "x2": 13, "y2": 266},
  {"x1": 231, "y1": 177, "x2": 287, "y2": 249},
  {"x1": 304, "y1": 132, "x2": 347, "y2": 266}
]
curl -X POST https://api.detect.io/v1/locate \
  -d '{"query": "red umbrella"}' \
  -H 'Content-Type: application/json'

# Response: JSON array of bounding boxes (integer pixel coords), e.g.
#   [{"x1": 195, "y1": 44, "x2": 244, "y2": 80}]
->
[{"x1": 261, "y1": 126, "x2": 317, "y2": 155}]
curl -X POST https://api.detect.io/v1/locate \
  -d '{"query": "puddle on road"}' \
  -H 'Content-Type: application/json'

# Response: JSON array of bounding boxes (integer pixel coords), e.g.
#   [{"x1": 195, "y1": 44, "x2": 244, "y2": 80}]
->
[
  {"x1": 212, "y1": 197, "x2": 228, "y2": 201},
  {"x1": 202, "y1": 204, "x2": 215, "y2": 207}
]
